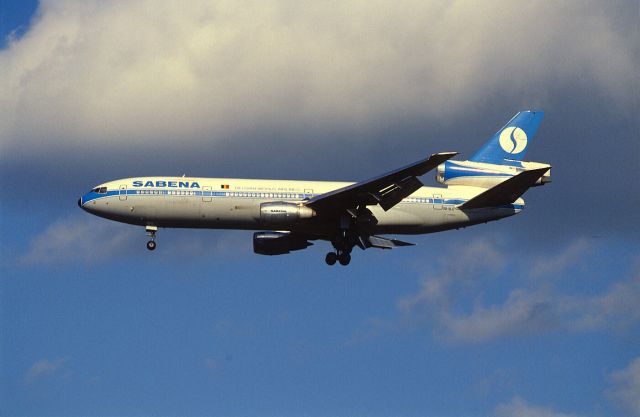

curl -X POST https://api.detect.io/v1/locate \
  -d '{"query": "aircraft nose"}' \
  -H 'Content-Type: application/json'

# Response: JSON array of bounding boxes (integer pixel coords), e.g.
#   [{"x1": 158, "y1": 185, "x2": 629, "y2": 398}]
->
[{"x1": 77, "y1": 197, "x2": 82, "y2": 208}]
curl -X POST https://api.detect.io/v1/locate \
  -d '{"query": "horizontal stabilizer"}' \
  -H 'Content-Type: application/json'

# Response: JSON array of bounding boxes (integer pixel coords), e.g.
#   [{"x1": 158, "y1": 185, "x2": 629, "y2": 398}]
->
[
  {"x1": 361, "y1": 235, "x2": 415, "y2": 249},
  {"x1": 459, "y1": 167, "x2": 550, "y2": 209}
]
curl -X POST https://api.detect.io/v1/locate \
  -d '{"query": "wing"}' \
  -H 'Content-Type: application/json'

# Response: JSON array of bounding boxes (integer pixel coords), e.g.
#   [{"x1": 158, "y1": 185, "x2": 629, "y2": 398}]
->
[{"x1": 306, "y1": 152, "x2": 457, "y2": 213}]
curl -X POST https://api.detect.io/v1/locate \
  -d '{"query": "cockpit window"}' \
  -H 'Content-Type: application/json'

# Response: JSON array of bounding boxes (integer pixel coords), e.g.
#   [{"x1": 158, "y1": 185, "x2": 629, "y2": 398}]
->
[{"x1": 91, "y1": 187, "x2": 107, "y2": 194}]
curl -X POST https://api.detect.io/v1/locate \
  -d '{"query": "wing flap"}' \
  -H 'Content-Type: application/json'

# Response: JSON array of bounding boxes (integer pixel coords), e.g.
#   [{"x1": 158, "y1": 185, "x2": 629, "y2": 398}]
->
[
  {"x1": 362, "y1": 235, "x2": 415, "y2": 249},
  {"x1": 378, "y1": 176, "x2": 424, "y2": 211},
  {"x1": 459, "y1": 167, "x2": 550, "y2": 209}
]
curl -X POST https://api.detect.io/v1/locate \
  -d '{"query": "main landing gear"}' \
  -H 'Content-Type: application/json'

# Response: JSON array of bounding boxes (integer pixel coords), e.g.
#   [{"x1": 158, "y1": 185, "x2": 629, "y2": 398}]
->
[
  {"x1": 146, "y1": 225, "x2": 158, "y2": 251},
  {"x1": 325, "y1": 250, "x2": 351, "y2": 266},
  {"x1": 325, "y1": 229, "x2": 354, "y2": 266}
]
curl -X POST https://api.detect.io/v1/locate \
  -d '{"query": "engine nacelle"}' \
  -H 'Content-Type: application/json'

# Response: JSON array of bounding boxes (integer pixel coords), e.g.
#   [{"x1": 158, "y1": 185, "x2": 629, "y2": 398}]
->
[
  {"x1": 436, "y1": 160, "x2": 551, "y2": 188},
  {"x1": 253, "y1": 231, "x2": 312, "y2": 255},
  {"x1": 260, "y1": 202, "x2": 316, "y2": 225}
]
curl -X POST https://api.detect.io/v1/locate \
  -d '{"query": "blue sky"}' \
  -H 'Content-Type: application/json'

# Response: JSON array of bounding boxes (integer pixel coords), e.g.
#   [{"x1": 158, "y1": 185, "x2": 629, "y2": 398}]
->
[{"x1": 1, "y1": 1, "x2": 639, "y2": 417}]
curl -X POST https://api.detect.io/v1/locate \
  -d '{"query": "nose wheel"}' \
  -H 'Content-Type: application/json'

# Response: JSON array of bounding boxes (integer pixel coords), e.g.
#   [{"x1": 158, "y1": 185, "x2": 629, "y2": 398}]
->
[{"x1": 145, "y1": 225, "x2": 158, "y2": 251}]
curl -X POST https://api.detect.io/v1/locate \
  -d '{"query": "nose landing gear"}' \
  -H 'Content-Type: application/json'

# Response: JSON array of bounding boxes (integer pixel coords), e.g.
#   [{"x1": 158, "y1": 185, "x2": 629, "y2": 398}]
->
[{"x1": 146, "y1": 225, "x2": 158, "y2": 251}]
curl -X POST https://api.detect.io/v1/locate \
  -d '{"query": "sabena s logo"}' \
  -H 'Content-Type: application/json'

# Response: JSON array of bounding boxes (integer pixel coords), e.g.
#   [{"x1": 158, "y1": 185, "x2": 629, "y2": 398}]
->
[{"x1": 499, "y1": 127, "x2": 528, "y2": 154}]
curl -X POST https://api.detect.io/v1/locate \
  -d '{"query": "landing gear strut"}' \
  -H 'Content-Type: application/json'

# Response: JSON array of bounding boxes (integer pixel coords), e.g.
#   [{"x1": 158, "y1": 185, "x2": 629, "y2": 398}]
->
[
  {"x1": 146, "y1": 225, "x2": 158, "y2": 251},
  {"x1": 325, "y1": 228, "x2": 354, "y2": 266}
]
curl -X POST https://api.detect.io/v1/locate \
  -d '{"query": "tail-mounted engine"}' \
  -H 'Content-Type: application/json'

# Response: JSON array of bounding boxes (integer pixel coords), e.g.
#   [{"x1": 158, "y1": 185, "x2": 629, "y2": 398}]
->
[
  {"x1": 260, "y1": 202, "x2": 316, "y2": 225},
  {"x1": 436, "y1": 160, "x2": 551, "y2": 188},
  {"x1": 253, "y1": 231, "x2": 313, "y2": 255}
]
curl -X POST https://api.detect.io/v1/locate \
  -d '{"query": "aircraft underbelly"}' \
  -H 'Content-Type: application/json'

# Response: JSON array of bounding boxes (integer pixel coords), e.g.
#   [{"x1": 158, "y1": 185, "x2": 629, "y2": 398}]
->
[
  {"x1": 143, "y1": 196, "x2": 262, "y2": 228},
  {"x1": 90, "y1": 195, "x2": 519, "y2": 235},
  {"x1": 371, "y1": 203, "x2": 468, "y2": 233}
]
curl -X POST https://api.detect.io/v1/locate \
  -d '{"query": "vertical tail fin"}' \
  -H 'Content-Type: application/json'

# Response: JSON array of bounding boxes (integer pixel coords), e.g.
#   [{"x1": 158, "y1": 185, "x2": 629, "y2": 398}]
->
[{"x1": 469, "y1": 111, "x2": 544, "y2": 164}]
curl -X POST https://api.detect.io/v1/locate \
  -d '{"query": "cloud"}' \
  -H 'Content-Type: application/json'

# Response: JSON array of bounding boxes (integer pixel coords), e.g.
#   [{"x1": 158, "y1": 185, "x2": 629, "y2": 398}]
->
[
  {"x1": 440, "y1": 289, "x2": 557, "y2": 342},
  {"x1": 1, "y1": 0, "x2": 638, "y2": 244},
  {"x1": 0, "y1": 0, "x2": 636, "y2": 154},
  {"x1": 396, "y1": 237, "x2": 556, "y2": 342},
  {"x1": 19, "y1": 215, "x2": 136, "y2": 265},
  {"x1": 563, "y1": 267, "x2": 640, "y2": 332},
  {"x1": 607, "y1": 357, "x2": 640, "y2": 416},
  {"x1": 19, "y1": 215, "x2": 254, "y2": 266},
  {"x1": 494, "y1": 397, "x2": 584, "y2": 417},
  {"x1": 23, "y1": 357, "x2": 67, "y2": 384},
  {"x1": 395, "y1": 238, "x2": 639, "y2": 343},
  {"x1": 529, "y1": 239, "x2": 591, "y2": 278},
  {"x1": 397, "y1": 238, "x2": 506, "y2": 314}
]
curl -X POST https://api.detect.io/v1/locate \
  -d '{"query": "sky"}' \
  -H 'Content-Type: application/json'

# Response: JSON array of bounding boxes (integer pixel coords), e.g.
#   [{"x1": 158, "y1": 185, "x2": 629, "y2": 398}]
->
[{"x1": 0, "y1": 1, "x2": 639, "y2": 416}]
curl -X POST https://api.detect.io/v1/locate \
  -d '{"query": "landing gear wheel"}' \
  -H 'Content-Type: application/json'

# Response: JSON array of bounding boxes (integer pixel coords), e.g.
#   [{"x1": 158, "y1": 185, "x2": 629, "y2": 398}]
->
[
  {"x1": 338, "y1": 252, "x2": 351, "y2": 266},
  {"x1": 146, "y1": 240, "x2": 157, "y2": 251},
  {"x1": 325, "y1": 252, "x2": 337, "y2": 265}
]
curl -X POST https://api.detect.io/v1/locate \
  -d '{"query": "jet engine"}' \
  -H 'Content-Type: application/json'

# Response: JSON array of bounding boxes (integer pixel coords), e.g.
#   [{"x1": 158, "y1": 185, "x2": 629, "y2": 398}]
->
[
  {"x1": 253, "y1": 231, "x2": 313, "y2": 255},
  {"x1": 436, "y1": 160, "x2": 551, "y2": 188},
  {"x1": 260, "y1": 202, "x2": 316, "y2": 225}
]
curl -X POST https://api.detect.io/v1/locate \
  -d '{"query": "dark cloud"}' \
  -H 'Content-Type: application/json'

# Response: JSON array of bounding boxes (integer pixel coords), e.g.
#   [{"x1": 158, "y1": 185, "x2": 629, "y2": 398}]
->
[{"x1": 0, "y1": 0, "x2": 638, "y2": 240}]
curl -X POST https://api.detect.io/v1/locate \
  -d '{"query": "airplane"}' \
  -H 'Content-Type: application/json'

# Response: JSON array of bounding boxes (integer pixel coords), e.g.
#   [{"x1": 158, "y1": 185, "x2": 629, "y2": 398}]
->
[{"x1": 78, "y1": 111, "x2": 551, "y2": 266}]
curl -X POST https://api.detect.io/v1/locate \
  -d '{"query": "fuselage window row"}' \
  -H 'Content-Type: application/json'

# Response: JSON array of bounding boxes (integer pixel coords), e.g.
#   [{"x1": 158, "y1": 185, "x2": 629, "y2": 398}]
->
[
  {"x1": 130, "y1": 190, "x2": 318, "y2": 200},
  {"x1": 127, "y1": 190, "x2": 444, "y2": 203}
]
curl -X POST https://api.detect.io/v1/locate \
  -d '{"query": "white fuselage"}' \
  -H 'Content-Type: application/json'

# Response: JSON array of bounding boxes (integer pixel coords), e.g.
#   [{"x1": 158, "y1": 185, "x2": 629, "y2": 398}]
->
[{"x1": 79, "y1": 176, "x2": 523, "y2": 236}]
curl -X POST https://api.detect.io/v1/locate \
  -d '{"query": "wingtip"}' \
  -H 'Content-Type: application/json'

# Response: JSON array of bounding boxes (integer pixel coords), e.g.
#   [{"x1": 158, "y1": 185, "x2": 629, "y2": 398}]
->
[{"x1": 433, "y1": 151, "x2": 458, "y2": 158}]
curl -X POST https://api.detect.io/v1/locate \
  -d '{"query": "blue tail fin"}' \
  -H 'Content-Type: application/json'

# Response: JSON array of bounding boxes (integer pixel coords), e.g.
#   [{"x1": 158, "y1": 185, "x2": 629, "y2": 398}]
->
[{"x1": 469, "y1": 111, "x2": 544, "y2": 164}]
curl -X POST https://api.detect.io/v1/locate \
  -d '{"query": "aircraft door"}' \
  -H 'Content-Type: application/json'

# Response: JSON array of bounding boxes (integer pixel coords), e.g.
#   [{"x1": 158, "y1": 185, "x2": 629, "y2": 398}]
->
[
  {"x1": 119, "y1": 185, "x2": 127, "y2": 201},
  {"x1": 433, "y1": 194, "x2": 442, "y2": 210},
  {"x1": 203, "y1": 186, "x2": 212, "y2": 202}
]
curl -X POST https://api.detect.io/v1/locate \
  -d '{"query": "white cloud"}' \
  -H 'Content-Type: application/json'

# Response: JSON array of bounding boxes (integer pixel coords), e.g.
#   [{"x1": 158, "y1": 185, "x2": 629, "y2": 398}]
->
[
  {"x1": 397, "y1": 237, "x2": 506, "y2": 314},
  {"x1": 441, "y1": 289, "x2": 556, "y2": 342},
  {"x1": 0, "y1": 0, "x2": 636, "y2": 154},
  {"x1": 395, "y1": 238, "x2": 639, "y2": 343},
  {"x1": 529, "y1": 239, "x2": 591, "y2": 278},
  {"x1": 20, "y1": 215, "x2": 136, "y2": 265},
  {"x1": 564, "y1": 269, "x2": 640, "y2": 332},
  {"x1": 494, "y1": 397, "x2": 584, "y2": 417},
  {"x1": 23, "y1": 357, "x2": 67, "y2": 384},
  {"x1": 607, "y1": 357, "x2": 640, "y2": 416},
  {"x1": 19, "y1": 216, "x2": 253, "y2": 266}
]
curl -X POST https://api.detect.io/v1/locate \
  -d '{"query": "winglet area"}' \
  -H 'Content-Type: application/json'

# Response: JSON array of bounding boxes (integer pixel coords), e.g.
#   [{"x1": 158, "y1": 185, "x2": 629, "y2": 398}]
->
[{"x1": 459, "y1": 167, "x2": 550, "y2": 209}]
